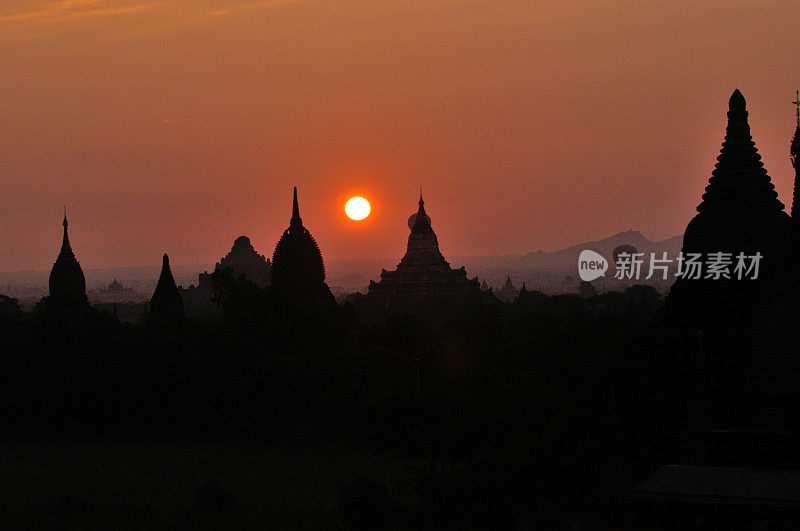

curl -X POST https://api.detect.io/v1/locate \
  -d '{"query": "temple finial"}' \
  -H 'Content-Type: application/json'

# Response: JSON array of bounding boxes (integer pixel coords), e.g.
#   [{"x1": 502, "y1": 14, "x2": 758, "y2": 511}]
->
[
  {"x1": 290, "y1": 186, "x2": 303, "y2": 228},
  {"x1": 791, "y1": 92, "x2": 800, "y2": 218},
  {"x1": 162, "y1": 253, "x2": 169, "y2": 265},
  {"x1": 793, "y1": 90, "x2": 800, "y2": 128},
  {"x1": 724, "y1": 89, "x2": 749, "y2": 135},
  {"x1": 418, "y1": 185, "x2": 424, "y2": 207},
  {"x1": 59, "y1": 207, "x2": 73, "y2": 255},
  {"x1": 730, "y1": 89, "x2": 746, "y2": 112}
]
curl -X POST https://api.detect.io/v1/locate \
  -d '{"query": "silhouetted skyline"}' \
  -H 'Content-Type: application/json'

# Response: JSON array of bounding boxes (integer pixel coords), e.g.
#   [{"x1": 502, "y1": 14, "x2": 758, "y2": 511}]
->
[
  {"x1": 8, "y1": 85, "x2": 800, "y2": 528},
  {"x1": 8, "y1": 3, "x2": 800, "y2": 528}
]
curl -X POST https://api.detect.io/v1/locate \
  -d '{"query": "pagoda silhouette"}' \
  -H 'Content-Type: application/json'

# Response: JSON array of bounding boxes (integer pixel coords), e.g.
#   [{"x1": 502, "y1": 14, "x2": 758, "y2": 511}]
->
[
  {"x1": 46, "y1": 211, "x2": 89, "y2": 313},
  {"x1": 181, "y1": 235, "x2": 272, "y2": 318},
  {"x1": 149, "y1": 253, "x2": 185, "y2": 324},
  {"x1": 270, "y1": 187, "x2": 335, "y2": 307},
  {"x1": 792, "y1": 90, "x2": 800, "y2": 231},
  {"x1": 625, "y1": 93, "x2": 800, "y2": 525},
  {"x1": 496, "y1": 275, "x2": 519, "y2": 303},
  {"x1": 662, "y1": 90, "x2": 792, "y2": 329},
  {"x1": 216, "y1": 236, "x2": 271, "y2": 288},
  {"x1": 363, "y1": 192, "x2": 494, "y2": 314}
]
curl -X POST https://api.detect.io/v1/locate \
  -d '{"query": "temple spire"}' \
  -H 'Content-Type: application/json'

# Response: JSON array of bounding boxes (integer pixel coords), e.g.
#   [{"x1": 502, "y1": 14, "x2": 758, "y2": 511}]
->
[
  {"x1": 290, "y1": 186, "x2": 303, "y2": 229},
  {"x1": 791, "y1": 91, "x2": 800, "y2": 219},
  {"x1": 793, "y1": 90, "x2": 800, "y2": 129},
  {"x1": 149, "y1": 252, "x2": 184, "y2": 323},
  {"x1": 696, "y1": 89, "x2": 783, "y2": 215},
  {"x1": 155, "y1": 253, "x2": 177, "y2": 291},
  {"x1": 410, "y1": 190, "x2": 432, "y2": 233},
  {"x1": 271, "y1": 186, "x2": 334, "y2": 306},
  {"x1": 61, "y1": 208, "x2": 73, "y2": 256},
  {"x1": 48, "y1": 210, "x2": 87, "y2": 308}
]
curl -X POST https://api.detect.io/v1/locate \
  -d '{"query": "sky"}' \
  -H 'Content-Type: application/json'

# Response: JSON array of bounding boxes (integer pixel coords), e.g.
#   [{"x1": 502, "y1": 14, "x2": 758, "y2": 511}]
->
[{"x1": 1, "y1": 0, "x2": 800, "y2": 271}]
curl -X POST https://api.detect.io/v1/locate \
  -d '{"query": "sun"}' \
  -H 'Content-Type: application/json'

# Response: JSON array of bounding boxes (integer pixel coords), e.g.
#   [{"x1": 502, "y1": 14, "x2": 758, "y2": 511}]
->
[{"x1": 345, "y1": 196, "x2": 370, "y2": 220}]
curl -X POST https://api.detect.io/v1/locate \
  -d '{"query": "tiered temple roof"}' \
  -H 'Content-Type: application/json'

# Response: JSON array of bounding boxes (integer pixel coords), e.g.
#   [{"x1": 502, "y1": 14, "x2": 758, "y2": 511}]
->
[
  {"x1": 663, "y1": 90, "x2": 791, "y2": 329},
  {"x1": 216, "y1": 235, "x2": 271, "y2": 288},
  {"x1": 682, "y1": 90, "x2": 790, "y2": 255},
  {"x1": 366, "y1": 193, "x2": 492, "y2": 312},
  {"x1": 696, "y1": 90, "x2": 784, "y2": 216}
]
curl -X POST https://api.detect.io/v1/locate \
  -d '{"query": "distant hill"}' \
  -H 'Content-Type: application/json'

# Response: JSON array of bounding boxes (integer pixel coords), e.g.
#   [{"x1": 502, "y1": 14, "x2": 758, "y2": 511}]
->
[
  {"x1": 455, "y1": 230, "x2": 683, "y2": 295},
  {"x1": 326, "y1": 230, "x2": 684, "y2": 297}
]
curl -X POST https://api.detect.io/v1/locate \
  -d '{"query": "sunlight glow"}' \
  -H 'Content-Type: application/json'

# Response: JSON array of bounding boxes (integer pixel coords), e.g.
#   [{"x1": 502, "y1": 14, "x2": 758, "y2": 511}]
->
[{"x1": 345, "y1": 196, "x2": 370, "y2": 220}]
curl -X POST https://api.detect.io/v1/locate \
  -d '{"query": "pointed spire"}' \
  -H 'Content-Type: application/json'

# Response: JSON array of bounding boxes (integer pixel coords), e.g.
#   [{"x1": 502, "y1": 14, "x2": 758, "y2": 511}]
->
[
  {"x1": 290, "y1": 186, "x2": 303, "y2": 229},
  {"x1": 271, "y1": 187, "x2": 332, "y2": 302},
  {"x1": 49, "y1": 208, "x2": 86, "y2": 306},
  {"x1": 150, "y1": 252, "x2": 184, "y2": 323},
  {"x1": 155, "y1": 253, "x2": 177, "y2": 291},
  {"x1": 792, "y1": 89, "x2": 800, "y2": 162},
  {"x1": 729, "y1": 88, "x2": 746, "y2": 118},
  {"x1": 696, "y1": 89, "x2": 784, "y2": 215},
  {"x1": 518, "y1": 282, "x2": 528, "y2": 301},
  {"x1": 60, "y1": 208, "x2": 73, "y2": 257},
  {"x1": 791, "y1": 91, "x2": 800, "y2": 219},
  {"x1": 410, "y1": 190, "x2": 432, "y2": 233}
]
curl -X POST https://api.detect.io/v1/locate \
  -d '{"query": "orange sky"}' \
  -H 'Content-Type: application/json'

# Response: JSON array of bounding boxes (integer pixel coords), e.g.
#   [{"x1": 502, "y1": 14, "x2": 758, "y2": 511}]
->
[{"x1": 1, "y1": 0, "x2": 800, "y2": 271}]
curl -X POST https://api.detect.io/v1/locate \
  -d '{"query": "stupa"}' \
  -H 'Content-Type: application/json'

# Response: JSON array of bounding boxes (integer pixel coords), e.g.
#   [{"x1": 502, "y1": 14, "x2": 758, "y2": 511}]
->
[
  {"x1": 48, "y1": 212, "x2": 88, "y2": 310},
  {"x1": 149, "y1": 253, "x2": 184, "y2": 323},
  {"x1": 365, "y1": 192, "x2": 492, "y2": 312},
  {"x1": 270, "y1": 187, "x2": 335, "y2": 307},
  {"x1": 496, "y1": 276, "x2": 518, "y2": 303},
  {"x1": 663, "y1": 90, "x2": 791, "y2": 328}
]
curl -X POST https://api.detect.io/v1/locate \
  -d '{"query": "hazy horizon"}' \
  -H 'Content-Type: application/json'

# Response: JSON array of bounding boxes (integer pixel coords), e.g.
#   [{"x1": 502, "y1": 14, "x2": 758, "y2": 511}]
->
[
  {"x1": 2, "y1": 1, "x2": 799, "y2": 270},
  {"x1": 0, "y1": 227, "x2": 682, "y2": 275}
]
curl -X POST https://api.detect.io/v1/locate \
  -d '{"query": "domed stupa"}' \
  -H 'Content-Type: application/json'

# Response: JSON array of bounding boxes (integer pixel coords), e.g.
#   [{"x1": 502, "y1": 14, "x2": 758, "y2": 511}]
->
[
  {"x1": 48, "y1": 211, "x2": 88, "y2": 309},
  {"x1": 271, "y1": 187, "x2": 335, "y2": 306}
]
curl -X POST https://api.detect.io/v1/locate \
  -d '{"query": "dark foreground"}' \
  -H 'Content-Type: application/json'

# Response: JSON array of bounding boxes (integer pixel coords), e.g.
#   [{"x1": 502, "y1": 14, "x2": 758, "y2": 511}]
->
[
  {"x1": 0, "y1": 443, "x2": 430, "y2": 528},
  {"x1": 5, "y1": 286, "x2": 800, "y2": 528}
]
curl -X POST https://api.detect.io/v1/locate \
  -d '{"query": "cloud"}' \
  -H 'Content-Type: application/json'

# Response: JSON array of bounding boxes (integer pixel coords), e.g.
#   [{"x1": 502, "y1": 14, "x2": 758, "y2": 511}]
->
[
  {"x1": 0, "y1": 0, "x2": 299, "y2": 24},
  {"x1": 0, "y1": 0, "x2": 155, "y2": 23},
  {"x1": 205, "y1": 0, "x2": 302, "y2": 16}
]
